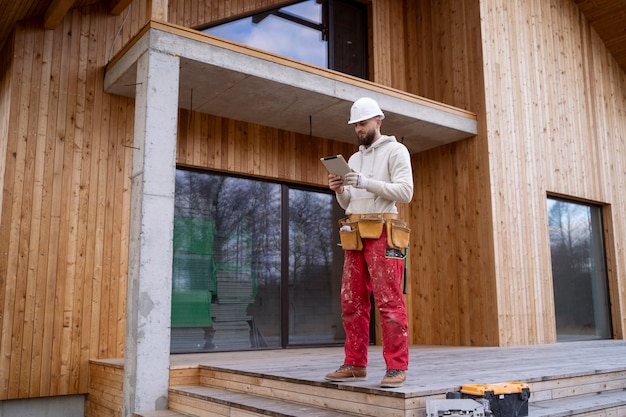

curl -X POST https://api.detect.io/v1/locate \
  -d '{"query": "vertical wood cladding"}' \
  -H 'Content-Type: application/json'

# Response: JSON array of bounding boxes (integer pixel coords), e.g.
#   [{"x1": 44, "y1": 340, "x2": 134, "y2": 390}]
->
[
  {"x1": 409, "y1": 0, "x2": 499, "y2": 346},
  {"x1": 0, "y1": 5, "x2": 139, "y2": 399},
  {"x1": 410, "y1": 0, "x2": 625, "y2": 346},
  {"x1": 478, "y1": 0, "x2": 626, "y2": 344},
  {"x1": 387, "y1": 0, "x2": 625, "y2": 347},
  {"x1": 0, "y1": 0, "x2": 354, "y2": 400},
  {"x1": 175, "y1": 109, "x2": 356, "y2": 185},
  {"x1": 1, "y1": 0, "x2": 625, "y2": 403}
]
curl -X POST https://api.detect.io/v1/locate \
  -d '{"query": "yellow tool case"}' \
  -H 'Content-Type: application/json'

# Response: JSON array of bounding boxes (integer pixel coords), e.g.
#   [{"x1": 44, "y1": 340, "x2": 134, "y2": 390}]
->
[{"x1": 460, "y1": 382, "x2": 530, "y2": 417}]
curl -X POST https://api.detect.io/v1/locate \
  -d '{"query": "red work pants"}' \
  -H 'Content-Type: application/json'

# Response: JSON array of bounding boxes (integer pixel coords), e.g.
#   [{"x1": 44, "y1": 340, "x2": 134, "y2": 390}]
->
[{"x1": 341, "y1": 228, "x2": 409, "y2": 371}]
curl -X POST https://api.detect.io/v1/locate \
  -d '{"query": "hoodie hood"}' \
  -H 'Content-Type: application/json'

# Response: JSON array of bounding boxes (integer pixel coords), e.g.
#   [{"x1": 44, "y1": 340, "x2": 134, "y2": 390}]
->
[{"x1": 359, "y1": 135, "x2": 397, "y2": 153}]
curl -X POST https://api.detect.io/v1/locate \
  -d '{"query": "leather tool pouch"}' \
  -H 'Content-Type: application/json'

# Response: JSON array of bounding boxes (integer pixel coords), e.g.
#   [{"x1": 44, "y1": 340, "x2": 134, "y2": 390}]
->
[
  {"x1": 386, "y1": 219, "x2": 410, "y2": 249},
  {"x1": 357, "y1": 218, "x2": 385, "y2": 239},
  {"x1": 338, "y1": 218, "x2": 363, "y2": 251}
]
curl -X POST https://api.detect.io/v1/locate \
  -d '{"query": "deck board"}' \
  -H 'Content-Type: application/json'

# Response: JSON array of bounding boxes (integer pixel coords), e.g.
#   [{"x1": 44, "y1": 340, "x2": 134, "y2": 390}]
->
[
  {"x1": 91, "y1": 340, "x2": 626, "y2": 416},
  {"x1": 168, "y1": 340, "x2": 626, "y2": 395}
]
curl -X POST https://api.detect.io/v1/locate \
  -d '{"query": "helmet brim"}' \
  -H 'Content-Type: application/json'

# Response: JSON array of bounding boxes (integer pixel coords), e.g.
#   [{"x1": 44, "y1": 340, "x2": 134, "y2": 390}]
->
[{"x1": 347, "y1": 114, "x2": 385, "y2": 125}]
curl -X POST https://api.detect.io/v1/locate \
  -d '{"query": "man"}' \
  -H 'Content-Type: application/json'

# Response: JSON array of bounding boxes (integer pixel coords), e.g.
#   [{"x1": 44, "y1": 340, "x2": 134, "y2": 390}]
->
[{"x1": 325, "y1": 97, "x2": 413, "y2": 388}]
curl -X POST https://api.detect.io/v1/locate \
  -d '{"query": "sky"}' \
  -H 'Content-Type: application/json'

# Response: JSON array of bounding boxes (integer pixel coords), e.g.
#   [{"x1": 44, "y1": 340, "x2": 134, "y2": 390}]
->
[{"x1": 203, "y1": 0, "x2": 328, "y2": 67}]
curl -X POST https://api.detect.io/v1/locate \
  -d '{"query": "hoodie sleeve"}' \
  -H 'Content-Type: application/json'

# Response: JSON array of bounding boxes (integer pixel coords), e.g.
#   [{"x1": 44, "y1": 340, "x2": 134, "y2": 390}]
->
[
  {"x1": 364, "y1": 144, "x2": 414, "y2": 203},
  {"x1": 335, "y1": 188, "x2": 351, "y2": 210}
]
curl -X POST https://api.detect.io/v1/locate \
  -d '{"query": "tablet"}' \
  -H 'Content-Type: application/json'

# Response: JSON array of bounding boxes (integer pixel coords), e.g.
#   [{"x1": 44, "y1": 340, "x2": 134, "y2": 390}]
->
[{"x1": 320, "y1": 154, "x2": 352, "y2": 177}]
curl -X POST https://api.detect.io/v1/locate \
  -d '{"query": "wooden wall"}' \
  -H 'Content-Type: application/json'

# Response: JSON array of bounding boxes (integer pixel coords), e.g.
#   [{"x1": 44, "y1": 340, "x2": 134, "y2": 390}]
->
[
  {"x1": 168, "y1": 0, "x2": 293, "y2": 27},
  {"x1": 0, "y1": 5, "x2": 143, "y2": 399},
  {"x1": 0, "y1": 0, "x2": 363, "y2": 400},
  {"x1": 0, "y1": 40, "x2": 12, "y2": 221},
  {"x1": 176, "y1": 110, "x2": 355, "y2": 185},
  {"x1": 478, "y1": 0, "x2": 626, "y2": 344},
  {"x1": 398, "y1": 0, "x2": 499, "y2": 346},
  {"x1": 407, "y1": 0, "x2": 626, "y2": 346},
  {"x1": 1, "y1": 0, "x2": 625, "y2": 403}
]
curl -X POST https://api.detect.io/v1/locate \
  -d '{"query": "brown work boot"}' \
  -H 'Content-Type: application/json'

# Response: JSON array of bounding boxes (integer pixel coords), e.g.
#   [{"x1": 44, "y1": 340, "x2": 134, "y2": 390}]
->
[
  {"x1": 380, "y1": 369, "x2": 406, "y2": 388},
  {"x1": 325, "y1": 365, "x2": 367, "y2": 382}
]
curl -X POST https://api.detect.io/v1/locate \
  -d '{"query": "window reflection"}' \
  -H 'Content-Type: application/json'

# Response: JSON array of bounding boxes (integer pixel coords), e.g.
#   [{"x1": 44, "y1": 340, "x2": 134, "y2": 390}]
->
[
  {"x1": 288, "y1": 188, "x2": 344, "y2": 344},
  {"x1": 547, "y1": 197, "x2": 612, "y2": 341},
  {"x1": 204, "y1": 0, "x2": 328, "y2": 67},
  {"x1": 172, "y1": 171, "x2": 281, "y2": 352},
  {"x1": 171, "y1": 169, "x2": 345, "y2": 352},
  {"x1": 201, "y1": 0, "x2": 369, "y2": 79}
]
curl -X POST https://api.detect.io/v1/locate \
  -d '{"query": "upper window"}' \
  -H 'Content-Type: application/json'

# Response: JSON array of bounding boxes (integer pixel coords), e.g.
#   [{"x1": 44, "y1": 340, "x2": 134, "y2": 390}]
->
[{"x1": 201, "y1": 0, "x2": 369, "y2": 79}]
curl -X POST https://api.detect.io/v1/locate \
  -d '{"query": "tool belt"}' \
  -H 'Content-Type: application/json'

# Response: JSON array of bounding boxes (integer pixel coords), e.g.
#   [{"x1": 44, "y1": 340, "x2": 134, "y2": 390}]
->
[{"x1": 339, "y1": 214, "x2": 410, "y2": 251}]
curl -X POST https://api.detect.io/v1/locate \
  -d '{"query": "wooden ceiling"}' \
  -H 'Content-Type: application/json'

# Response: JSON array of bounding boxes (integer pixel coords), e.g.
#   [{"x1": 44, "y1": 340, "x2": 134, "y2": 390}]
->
[
  {"x1": 0, "y1": 0, "x2": 130, "y2": 51},
  {"x1": 573, "y1": 0, "x2": 626, "y2": 74},
  {"x1": 0, "y1": 0, "x2": 624, "y2": 74}
]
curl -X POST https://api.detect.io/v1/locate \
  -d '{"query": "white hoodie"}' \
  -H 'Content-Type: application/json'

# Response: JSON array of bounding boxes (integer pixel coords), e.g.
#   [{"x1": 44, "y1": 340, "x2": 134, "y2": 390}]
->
[{"x1": 336, "y1": 135, "x2": 413, "y2": 214}]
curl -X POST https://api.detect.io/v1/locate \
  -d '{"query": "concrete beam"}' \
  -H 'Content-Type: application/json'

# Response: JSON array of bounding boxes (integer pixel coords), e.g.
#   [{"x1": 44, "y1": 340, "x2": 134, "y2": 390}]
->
[{"x1": 105, "y1": 22, "x2": 478, "y2": 155}]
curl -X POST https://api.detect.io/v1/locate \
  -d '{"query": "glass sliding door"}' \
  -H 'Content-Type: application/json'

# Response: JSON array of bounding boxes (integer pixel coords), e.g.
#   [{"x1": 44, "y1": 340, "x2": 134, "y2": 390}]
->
[
  {"x1": 287, "y1": 188, "x2": 345, "y2": 346},
  {"x1": 171, "y1": 170, "x2": 282, "y2": 352},
  {"x1": 547, "y1": 197, "x2": 612, "y2": 341},
  {"x1": 171, "y1": 169, "x2": 345, "y2": 352}
]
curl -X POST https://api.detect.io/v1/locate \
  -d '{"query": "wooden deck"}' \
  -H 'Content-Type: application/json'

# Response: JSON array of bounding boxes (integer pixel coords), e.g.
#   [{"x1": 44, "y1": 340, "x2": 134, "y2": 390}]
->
[
  {"x1": 88, "y1": 340, "x2": 626, "y2": 417},
  {"x1": 169, "y1": 339, "x2": 626, "y2": 392}
]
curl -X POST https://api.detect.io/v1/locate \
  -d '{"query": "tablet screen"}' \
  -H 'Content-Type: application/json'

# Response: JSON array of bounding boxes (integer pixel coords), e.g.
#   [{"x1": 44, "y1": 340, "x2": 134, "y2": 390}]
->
[{"x1": 320, "y1": 155, "x2": 352, "y2": 177}]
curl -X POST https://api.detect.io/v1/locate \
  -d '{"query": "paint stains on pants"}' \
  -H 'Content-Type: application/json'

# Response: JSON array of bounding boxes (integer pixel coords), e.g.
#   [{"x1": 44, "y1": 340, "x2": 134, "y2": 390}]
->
[{"x1": 340, "y1": 228, "x2": 409, "y2": 371}]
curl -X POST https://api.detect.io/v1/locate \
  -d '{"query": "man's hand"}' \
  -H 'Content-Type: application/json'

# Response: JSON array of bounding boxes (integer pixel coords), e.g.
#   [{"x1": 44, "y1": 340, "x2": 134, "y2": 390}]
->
[
  {"x1": 328, "y1": 174, "x2": 344, "y2": 194},
  {"x1": 344, "y1": 172, "x2": 369, "y2": 189}
]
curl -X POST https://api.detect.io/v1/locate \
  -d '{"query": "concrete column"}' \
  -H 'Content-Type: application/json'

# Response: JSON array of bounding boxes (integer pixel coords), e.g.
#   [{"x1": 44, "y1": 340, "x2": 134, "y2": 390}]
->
[{"x1": 123, "y1": 48, "x2": 179, "y2": 416}]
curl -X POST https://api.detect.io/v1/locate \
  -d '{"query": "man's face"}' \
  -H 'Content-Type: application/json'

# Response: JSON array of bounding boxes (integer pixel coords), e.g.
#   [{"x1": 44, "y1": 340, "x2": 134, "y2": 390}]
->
[{"x1": 353, "y1": 117, "x2": 378, "y2": 147}]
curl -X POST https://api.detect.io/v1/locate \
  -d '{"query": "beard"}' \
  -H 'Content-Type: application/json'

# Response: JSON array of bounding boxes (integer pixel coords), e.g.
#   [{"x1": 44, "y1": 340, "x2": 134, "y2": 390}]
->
[{"x1": 357, "y1": 128, "x2": 377, "y2": 147}]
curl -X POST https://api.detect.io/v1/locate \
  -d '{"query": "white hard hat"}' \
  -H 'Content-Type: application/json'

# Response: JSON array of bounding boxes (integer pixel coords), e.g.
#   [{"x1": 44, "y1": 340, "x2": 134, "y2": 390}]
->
[{"x1": 348, "y1": 97, "x2": 385, "y2": 124}]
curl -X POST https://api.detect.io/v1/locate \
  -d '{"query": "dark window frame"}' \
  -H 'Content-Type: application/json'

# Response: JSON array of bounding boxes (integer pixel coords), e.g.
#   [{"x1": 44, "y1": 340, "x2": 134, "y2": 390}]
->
[
  {"x1": 546, "y1": 194, "x2": 613, "y2": 341},
  {"x1": 196, "y1": 0, "x2": 369, "y2": 79}
]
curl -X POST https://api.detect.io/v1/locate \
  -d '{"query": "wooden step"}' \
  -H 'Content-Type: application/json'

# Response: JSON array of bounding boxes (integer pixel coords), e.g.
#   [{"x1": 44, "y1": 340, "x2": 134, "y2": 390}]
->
[
  {"x1": 89, "y1": 342, "x2": 626, "y2": 417},
  {"x1": 168, "y1": 385, "x2": 362, "y2": 417},
  {"x1": 165, "y1": 384, "x2": 626, "y2": 417},
  {"x1": 166, "y1": 386, "x2": 626, "y2": 417},
  {"x1": 133, "y1": 410, "x2": 191, "y2": 417},
  {"x1": 527, "y1": 368, "x2": 626, "y2": 403},
  {"x1": 185, "y1": 364, "x2": 626, "y2": 417},
  {"x1": 530, "y1": 389, "x2": 626, "y2": 416},
  {"x1": 194, "y1": 366, "x2": 411, "y2": 416}
]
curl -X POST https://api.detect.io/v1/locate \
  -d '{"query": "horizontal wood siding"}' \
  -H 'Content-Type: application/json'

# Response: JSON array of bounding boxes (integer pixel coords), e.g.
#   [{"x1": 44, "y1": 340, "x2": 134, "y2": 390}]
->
[{"x1": 84, "y1": 362, "x2": 124, "y2": 417}]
